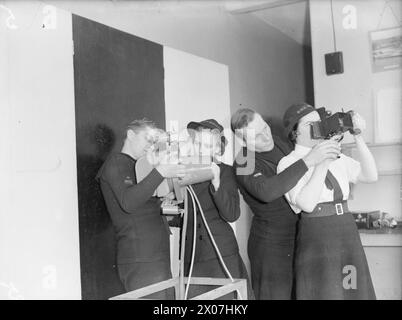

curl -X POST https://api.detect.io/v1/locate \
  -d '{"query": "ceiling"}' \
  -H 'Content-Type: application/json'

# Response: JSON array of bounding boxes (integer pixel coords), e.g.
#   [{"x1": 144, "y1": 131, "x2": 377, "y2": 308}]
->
[
  {"x1": 108, "y1": 0, "x2": 311, "y2": 45},
  {"x1": 226, "y1": 0, "x2": 310, "y2": 46}
]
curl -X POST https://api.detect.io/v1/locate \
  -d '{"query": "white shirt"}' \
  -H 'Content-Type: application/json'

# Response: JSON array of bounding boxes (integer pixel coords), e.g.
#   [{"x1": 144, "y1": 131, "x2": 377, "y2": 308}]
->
[{"x1": 277, "y1": 144, "x2": 361, "y2": 214}]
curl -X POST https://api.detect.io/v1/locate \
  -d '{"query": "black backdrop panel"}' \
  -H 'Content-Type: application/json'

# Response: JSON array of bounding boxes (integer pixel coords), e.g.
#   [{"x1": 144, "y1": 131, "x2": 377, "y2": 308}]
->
[{"x1": 72, "y1": 14, "x2": 166, "y2": 300}]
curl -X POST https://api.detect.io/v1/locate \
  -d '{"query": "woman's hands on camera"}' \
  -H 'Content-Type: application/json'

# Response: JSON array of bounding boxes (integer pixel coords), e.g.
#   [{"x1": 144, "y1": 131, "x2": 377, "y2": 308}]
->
[
  {"x1": 303, "y1": 140, "x2": 341, "y2": 168},
  {"x1": 211, "y1": 162, "x2": 221, "y2": 191},
  {"x1": 351, "y1": 112, "x2": 366, "y2": 136},
  {"x1": 156, "y1": 163, "x2": 186, "y2": 179},
  {"x1": 148, "y1": 150, "x2": 186, "y2": 179}
]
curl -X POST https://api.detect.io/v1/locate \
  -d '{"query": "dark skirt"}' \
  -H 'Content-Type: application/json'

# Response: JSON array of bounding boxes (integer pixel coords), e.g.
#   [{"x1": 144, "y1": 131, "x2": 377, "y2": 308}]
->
[
  {"x1": 295, "y1": 212, "x2": 376, "y2": 300},
  {"x1": 248, "y1": 217, "x2": 297, "y2": 300},
  {"x1": 118, "y1": 260, "x2": 174, "y2": 299},
  {"x1": 184, "y1": 253, "x2": 254, "y2": 300}
]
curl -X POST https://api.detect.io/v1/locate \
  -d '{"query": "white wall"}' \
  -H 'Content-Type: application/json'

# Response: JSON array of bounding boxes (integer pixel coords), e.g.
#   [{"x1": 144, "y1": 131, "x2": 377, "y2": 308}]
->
[
  {"x1": 309, "y1": 0, "x2": 402, "y2": 220},
  {"x1": 0, "y1": 1, "x2": 81, "y2": 299},
  {"x1": 364, "y1": 246, "x2": 402, "y2": 300},
  {"x1": 310, "y1": 0, "x2": 402, "y2": 143},
  {"x1": 163, "y1": 46, "x2": 233, "y2": 164}
]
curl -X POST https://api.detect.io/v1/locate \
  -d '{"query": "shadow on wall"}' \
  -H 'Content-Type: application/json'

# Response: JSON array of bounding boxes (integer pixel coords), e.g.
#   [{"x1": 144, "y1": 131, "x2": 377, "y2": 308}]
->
[
  {"x1": 76, "y1": 123, "x2": 125, "y2": 300},
  {"x1": 78, "y1": 124, "x2": 116, "y2": 232},
  {"x1": 263, "y1": 1, "x2": 314, "y2": 146},
  {"x1": 302, "y1": 0, "x2": 315, "y2": 106},
  {"x1": 265, "y1": 116, "x2": 294, "y2": 148},
  {"x1": 303, "y1": 45, "x2": 315, "y2": 106},
  {"x1": 73, "y1": 14, "x2": 167, "y2": 299}
]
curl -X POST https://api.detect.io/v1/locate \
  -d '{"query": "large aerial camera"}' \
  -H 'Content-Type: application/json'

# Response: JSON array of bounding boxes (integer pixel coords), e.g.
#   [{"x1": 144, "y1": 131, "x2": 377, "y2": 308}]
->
[
  {"x1": 135, "y1": 131, "x2": 214, "y2": 214},
  {"x1": 310, "y1": 107, "x2": 360, "y2": 140}
]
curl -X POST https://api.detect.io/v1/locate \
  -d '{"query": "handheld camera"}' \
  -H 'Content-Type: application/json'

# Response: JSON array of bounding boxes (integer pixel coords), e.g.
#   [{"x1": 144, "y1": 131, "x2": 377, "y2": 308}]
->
[{"x1": 310, "y1": 107, "x2": 360, "y2": 140}]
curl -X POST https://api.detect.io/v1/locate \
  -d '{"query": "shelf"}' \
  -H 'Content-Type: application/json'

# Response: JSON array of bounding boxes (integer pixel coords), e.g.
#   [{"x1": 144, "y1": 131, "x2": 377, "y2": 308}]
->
[
  {"x1": 341, "y1": 142, "x2": 401, "y2": 176},
  {"x1": 342, "y1": 141, "x2": 402, "y2": 149},
  {"x1": 359, "y1": 224, "x2": 402, "y2": 247},
  {"x1": 378, "y1": 169, "x2": 402, "y2": 176},
  {"x1": 360, "y1": 232, "x2": 402, "y2": 247}
]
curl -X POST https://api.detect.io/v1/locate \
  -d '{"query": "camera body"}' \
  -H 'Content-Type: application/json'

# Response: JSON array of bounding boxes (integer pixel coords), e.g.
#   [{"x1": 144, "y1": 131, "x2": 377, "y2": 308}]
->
[
  {"x1": 310, "y1": 107, "x2": 358, "y2": 140},
  {"x1": 135, "y1": 132, "x2": 214, "y2": 214}
]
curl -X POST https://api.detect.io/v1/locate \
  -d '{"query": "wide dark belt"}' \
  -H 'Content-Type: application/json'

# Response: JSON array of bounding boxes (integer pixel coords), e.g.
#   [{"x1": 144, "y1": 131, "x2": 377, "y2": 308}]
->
[{"x1": 301, "y1": 201, "x2": 349, "y2": 218}]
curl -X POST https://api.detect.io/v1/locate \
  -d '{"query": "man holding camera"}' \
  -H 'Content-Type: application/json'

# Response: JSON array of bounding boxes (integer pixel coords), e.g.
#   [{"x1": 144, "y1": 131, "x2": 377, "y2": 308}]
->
[
  {"x1": 231, "y1": 108, "x2": 340, "y2": 300},
  {"x1": 96, "y1": 119, "x2": 185, "y2": 299}
]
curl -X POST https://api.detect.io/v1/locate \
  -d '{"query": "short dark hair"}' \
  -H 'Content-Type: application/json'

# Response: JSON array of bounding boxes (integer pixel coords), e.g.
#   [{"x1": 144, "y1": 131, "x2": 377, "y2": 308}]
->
[
  {"x1": 288, "y1": 123, "x2": 299, "y2": 145},
  {"x1": 230, "y1": 108, "x2": 256, "y2": 133},
  {"x1": 126, "y1": 118, "x2": 156, "y2": 134}
]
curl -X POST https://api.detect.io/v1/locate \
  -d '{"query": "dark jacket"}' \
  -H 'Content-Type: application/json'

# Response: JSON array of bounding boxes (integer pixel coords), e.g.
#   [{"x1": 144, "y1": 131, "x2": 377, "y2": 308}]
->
[
  {"x1": 233, "y1": 136, "x2": 309, "y2": 299},
  {"x1": 234, "y1": 136, "x2": 308, "y2": 228},
  {"x1": 184, "y1": 163, "x2": 240, "y2": 263},
  {"x1": 96, "y1": 152, "x2": 171, "y2": 264}
]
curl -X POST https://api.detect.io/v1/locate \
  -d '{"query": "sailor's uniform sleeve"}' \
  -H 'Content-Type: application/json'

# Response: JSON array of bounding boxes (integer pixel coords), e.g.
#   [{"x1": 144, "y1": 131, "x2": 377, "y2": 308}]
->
[
  {"x1": 100, "y1": 156, "x2": 164, "y2": 213},
  {"x1": 235, "y1": 157, "x2": 308, "y2": 203}
]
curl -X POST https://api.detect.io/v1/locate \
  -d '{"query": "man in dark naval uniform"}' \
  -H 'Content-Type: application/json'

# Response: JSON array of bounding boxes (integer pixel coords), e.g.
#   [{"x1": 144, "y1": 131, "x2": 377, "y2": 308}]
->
[
  {"x1": 96, "y1": 119, "x2": 185, "y2": 299},
  {"x1": 231, "y1": 108, "x2": 341, "y2": 300}
]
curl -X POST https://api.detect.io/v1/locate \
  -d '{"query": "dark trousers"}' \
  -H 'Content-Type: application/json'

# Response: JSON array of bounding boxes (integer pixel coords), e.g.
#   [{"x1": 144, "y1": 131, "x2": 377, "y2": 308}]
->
[
  {"x1": 118, "y1": 260, "x2": 174, "y2": 299},
  {"x1": 248, "y1": 232, "x2": 295, "y2": 300},
  {"x1": 248, "y1": 216, "x2": 297, "y2": 300}
]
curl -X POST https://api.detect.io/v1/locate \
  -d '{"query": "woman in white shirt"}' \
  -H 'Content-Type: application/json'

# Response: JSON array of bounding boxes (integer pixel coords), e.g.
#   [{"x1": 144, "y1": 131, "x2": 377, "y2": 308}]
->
[{"x1": 277, "y1": 103, "x2": 378, "y2": 300}]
